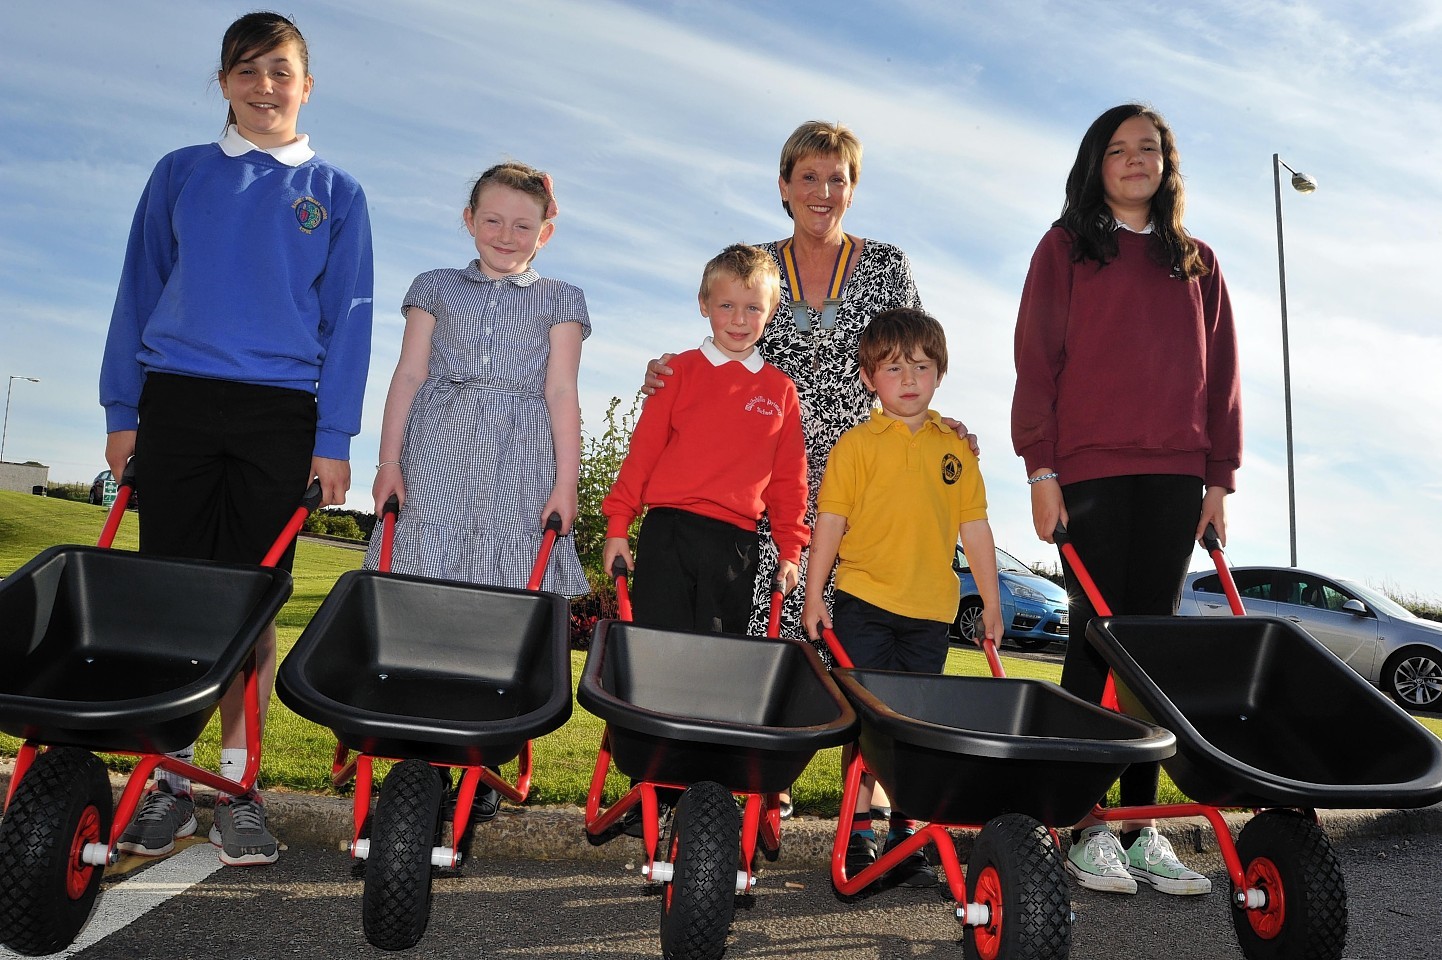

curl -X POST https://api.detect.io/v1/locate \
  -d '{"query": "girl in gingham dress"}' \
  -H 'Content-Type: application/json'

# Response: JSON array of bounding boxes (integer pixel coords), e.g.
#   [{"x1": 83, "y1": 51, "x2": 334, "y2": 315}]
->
[{"x1": 366, "y1": 161, "x2": 590, "y2": 595}]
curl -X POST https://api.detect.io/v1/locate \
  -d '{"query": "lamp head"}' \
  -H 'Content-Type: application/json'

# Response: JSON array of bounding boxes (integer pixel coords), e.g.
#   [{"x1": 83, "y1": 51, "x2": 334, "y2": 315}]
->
[{"x1": 1290, "y1": 171, "x2": 1318, "y2": 194}]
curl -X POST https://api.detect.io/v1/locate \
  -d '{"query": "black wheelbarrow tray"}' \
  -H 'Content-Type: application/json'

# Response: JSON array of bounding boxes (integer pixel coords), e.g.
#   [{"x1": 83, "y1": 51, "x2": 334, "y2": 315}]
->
[
  {"x1": 277, "y1": 567, "x2": 573, "y2": 770},
  {"x1": 831, "y1": 668, "x2": 1178, "y2": 828},
  {"x1": 577, "y1": 621, "x2": 858, "y2": 797},
  {"x1": 1087, "y1": 615, "x2": 1442, "y2": 809},
  {"x1": 0, "y1": 545, "x2": 292, "y2": 753}
]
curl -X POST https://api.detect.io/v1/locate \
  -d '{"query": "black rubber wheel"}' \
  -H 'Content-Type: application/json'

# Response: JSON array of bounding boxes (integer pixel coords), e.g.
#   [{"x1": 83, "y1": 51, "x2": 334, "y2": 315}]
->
[
  {"x1": 963, "y1": 813, "x2": 1071, "y2": 960},
  {"x1": 1381, "y1": 646, "x2": 1442, "y2": 710},
  {"x1": 658, "y1": 781, "x2": 739, "y2": 960},
  {"x1": 955, "y1": 599, "x2": 986, "y2": 644},
  {"x1": 362, "y1": 759, "x2": 444, "y2": 951},
  {"x1": 0, "y1": 747, "x2": 112, "y2": 956},
  {"x1": 1230, "y1": 809, "x2": 1347, "y2": 960}
]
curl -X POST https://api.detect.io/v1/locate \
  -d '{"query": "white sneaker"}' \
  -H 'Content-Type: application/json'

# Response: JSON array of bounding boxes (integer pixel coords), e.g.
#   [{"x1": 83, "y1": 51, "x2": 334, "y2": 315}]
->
[
  {"x1": 1065, "y1": 826, "x2": 1137, "y2": 894},
  {"x1": 1126, "y1": 827, "x2": 1212, "y2": 895}
]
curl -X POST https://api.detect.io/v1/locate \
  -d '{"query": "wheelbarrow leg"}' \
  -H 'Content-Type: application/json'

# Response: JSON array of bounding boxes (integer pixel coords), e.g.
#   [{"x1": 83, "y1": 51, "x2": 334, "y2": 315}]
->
[
  {"x1": 0, "y1": 747, "x2": 113, "y2": 956},
  {"x1": 361, "y1": 759, "x2": 444, "y2": 951},
  {"x1": 657, "y1": 781, "x2": 741, "y2": 960}
]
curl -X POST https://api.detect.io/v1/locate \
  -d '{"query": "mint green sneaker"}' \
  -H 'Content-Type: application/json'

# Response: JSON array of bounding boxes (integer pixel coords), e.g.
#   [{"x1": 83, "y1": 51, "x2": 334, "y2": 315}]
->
[
  {"x1": 1065, "y1": 826, "x2": 1136, "y2": 894},
  {"x1": 1126, "y1": 827, "x2": 1212, "y2": 895}
]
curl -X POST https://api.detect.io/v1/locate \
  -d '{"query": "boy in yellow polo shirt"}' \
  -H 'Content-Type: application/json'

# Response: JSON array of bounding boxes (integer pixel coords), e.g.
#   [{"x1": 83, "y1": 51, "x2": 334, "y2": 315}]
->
[{"x1": 803, "y1": 306, "x2": 1002, "y2": 888}]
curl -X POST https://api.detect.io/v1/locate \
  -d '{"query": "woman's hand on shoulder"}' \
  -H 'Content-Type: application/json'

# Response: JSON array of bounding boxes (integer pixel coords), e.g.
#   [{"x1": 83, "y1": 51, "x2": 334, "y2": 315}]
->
[
  {"x1": 938, "y1": 416, "x2": 980, "y2": 457},
  {"x1": 642, "y1": 353, "x2": 677, "y2": 396}
]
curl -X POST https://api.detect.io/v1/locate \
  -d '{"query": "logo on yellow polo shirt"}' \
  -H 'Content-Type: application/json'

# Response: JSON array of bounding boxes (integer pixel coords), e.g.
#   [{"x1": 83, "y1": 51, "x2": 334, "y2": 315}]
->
[{"x1": 941, "y1": 453, "x2": 963, "y2": 485}]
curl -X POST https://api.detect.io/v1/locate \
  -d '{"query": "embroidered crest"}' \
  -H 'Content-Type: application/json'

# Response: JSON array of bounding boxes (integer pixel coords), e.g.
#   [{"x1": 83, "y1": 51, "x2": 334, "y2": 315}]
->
[
  {"x1": 745, "y1": 395, "x2": 783, "y2": 417},
  {"x1": 292, "y1": 196, "x2": 326, "y2": 233},
  {"x1": 941, "y1": 453, "x2": 963, "y2": 485}
]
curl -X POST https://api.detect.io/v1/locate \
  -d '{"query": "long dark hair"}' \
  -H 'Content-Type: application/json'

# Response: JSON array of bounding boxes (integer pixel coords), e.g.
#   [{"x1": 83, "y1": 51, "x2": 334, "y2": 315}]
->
[{"x1": 1056, "y1": 103, "x2": 1207, "y2": 280}]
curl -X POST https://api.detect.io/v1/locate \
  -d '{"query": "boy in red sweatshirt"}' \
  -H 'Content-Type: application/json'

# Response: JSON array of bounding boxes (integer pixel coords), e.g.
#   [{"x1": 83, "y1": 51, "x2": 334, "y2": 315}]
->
[{"x1": 603, "y1": 244, "x2": 808, "y2": 634}]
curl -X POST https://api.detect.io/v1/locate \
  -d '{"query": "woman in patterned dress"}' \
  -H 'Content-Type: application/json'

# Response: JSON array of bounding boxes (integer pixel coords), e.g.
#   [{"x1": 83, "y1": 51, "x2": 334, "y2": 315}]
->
[{"x1": 365, "y1": 161, "x2": 590, "y2": 598}]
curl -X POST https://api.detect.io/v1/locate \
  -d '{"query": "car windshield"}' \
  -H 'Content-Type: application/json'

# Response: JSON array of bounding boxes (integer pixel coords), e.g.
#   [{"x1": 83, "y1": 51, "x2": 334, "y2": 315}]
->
[
  {"x1": 958, "y1": 546, "x2": 1031, "y2": 574},
  {"x1": 1338, "y1": 579, "x2": 1417, "y2": 620}
]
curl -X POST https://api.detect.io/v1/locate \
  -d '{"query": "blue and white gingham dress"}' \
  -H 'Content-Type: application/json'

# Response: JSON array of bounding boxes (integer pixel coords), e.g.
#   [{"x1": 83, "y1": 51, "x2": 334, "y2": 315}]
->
[{"x1": 364, "y1": 261, "x2": 591, "y2": 596}]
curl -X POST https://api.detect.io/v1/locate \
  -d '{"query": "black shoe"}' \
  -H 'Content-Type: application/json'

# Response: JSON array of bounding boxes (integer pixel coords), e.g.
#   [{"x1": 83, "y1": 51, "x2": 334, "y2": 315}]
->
[
  {"x1": 845, "y1": 832, "x2": 877, "y2": 877},
  {"x1": 778, "y1": 800, "x2": 794, "y2": 820},
  {"x1": 474, "y1": 785, "x2": 501, "y2": 824},
  {"x1": 883, "y1": 831, "x2": 938, "y2": 887},
  {"x1": 621, "y1": 801, "x2": 672, "y2": 838}
]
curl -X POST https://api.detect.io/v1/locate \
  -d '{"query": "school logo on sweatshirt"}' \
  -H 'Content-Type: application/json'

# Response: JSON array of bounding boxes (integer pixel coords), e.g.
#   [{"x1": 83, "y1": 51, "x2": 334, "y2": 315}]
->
[
  {"x1": 292, "y1": 196, "x2": 326, "y2": 233},
  {"x1": 941, "y1": 453, "x2": 963, "y2": 485},
  {"x1": 745, "y1": 395, "x2": 784, "y2": 417}
]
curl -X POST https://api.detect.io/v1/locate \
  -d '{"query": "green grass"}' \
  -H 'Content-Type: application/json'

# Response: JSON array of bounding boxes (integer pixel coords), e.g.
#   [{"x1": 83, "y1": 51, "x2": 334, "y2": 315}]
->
[{"x1": 4, "y1": 490, "x2": 1441, "y2": 816}]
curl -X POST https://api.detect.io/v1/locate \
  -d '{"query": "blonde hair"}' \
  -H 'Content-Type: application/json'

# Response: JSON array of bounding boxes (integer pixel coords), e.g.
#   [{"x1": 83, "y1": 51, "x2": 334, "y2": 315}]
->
[
  {"x1": 699, "y1": 243, "x2": 781, "y2": 303},
  {"x1": 778, "y1": 121, "x2": 863, "y2": 217}
]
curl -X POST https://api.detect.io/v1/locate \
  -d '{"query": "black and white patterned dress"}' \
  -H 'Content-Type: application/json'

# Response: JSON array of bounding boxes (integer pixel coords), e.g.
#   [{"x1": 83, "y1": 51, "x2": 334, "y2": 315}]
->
[
  {"x1": 363, "y1": 262, "x2": 592, "y2": 596},
  {"x1": 747, "y1": 238, "x2": 923, "y2": 640}
]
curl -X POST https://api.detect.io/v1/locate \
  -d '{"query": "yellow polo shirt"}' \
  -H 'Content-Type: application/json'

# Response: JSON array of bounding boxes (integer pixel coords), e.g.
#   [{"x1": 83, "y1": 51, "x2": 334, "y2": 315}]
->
[{"x1": 816, "y1": 409, "x2": 988, "y2": 623}]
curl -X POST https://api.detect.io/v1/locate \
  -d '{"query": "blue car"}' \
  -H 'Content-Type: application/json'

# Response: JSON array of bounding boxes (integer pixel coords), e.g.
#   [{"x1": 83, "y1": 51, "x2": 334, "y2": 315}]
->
[{"x1": 953, "y1": 545, "x2": 1069, "y2": 649}]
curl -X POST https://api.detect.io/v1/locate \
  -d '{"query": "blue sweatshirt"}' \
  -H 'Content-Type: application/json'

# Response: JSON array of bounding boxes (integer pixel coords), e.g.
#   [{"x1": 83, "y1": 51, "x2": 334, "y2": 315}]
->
[{"x1": 100, "y1": 139, "x2": 374, "y2": 459}]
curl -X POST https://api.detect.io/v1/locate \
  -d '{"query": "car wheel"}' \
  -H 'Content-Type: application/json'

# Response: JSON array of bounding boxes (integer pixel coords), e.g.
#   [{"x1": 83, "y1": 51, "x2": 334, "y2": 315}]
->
[
  {"x1": 1382, "y1": 646, "x2": 1442, "y2": 710},
  {"x1": 955, "y1": 599, "x2": 985, "y2": 644}
]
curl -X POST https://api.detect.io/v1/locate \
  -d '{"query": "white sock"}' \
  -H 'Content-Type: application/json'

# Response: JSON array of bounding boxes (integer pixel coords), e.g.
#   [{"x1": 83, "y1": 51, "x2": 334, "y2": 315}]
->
[
  {"x1": 157, "y1": 745, "x2": 194, "y2": 796},
  {"x1": 218, "y1": 748, "x2": 249, "y2": 800}
]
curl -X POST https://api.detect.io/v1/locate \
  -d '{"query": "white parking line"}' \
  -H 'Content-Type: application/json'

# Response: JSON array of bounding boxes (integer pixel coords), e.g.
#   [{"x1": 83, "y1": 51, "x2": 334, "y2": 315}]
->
[{"x1": 0, "y1": 844, "x2": 223, "y2": 958}]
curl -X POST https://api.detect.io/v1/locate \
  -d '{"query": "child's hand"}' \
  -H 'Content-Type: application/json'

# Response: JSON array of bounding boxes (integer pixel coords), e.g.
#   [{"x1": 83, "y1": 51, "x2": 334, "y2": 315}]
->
[
  {"x1": 312, "y1": 456, "x2": 351, "y2": 507},
  {"x1": 372, "y1": 462, "x2": 405, "y2": 512},
  {"x1": 602, "y1": 538, "x2": 633, "y2": 577},
  {"x1": 801, "y1": 592, "x2": 831, "y2": 641},
  {"x1": 775, "y1": 560, "x2": 800, "y2": 596},
  {"x1": 978, "y1": 606, "x2": 1005, "y2": 648},
  {"x1": 642, "y1": 354, "x2": 677, "y2": 396},
  {"x1": 542, "y1": 486, "x2": 578, "y2": 534}
]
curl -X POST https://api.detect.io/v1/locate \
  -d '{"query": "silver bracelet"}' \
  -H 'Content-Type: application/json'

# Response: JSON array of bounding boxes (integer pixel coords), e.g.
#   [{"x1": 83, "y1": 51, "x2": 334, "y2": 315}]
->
[
  {"x1": 376, "y1": 460, "x2": 401, "y2": 469},
  {"x1": 1027, "y1": 471, "x2": 1059, "y2": 484}
]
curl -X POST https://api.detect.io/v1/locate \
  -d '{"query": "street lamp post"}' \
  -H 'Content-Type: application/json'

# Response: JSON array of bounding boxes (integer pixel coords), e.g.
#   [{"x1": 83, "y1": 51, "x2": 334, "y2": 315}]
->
[
  {"x1": 1273, "y1": 154, "x2": 1317, "y2": 568},
  {"x1": 2, "y1": 375, "x2": 41, "y2": 463}
]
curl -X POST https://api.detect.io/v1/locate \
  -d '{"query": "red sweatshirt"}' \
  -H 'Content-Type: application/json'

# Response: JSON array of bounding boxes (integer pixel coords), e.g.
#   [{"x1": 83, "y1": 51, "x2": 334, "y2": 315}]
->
[
  {"x1": 603, "y1": 342, "x2": 810, "y2": 563},
  {"x1": 1012, "y1": 226, "x2": 1242, "y2": 490}
]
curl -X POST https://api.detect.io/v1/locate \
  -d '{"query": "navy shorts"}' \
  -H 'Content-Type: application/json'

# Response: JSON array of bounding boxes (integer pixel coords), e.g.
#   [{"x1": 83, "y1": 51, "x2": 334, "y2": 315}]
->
[
  {"x1": 831, "y1": 590, "x2": 950, "y2": 673},
  {"x1": 133, "y1": 373, "x2": 316, "y2": 572}
]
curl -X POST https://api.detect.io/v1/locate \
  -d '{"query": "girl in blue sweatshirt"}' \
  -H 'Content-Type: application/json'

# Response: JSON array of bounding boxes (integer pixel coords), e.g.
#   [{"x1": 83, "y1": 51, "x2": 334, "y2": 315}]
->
[{"x1": 98, "y1": 11, "x2": 373, "y2": 866}]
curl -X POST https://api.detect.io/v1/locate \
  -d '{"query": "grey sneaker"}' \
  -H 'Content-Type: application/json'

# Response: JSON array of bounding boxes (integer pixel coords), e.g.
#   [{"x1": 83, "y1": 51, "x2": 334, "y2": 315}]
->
[
  {"x1": 1126, "y1": 827, "x2": 1212, "y2": 895},
  {"x1": 209, "y1": 791, "x2": 279, "y2": 866},
  {"x1": 116, "y1": 781, "x2": 197, "y2": 856},
  {"x1": 1065, "y1": 826, "x2": 1137, "y2": 894}
]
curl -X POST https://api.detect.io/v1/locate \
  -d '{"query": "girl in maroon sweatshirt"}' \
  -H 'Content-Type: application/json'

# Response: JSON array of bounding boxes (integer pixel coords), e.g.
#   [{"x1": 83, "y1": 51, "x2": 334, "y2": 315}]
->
[{"x1": 1011, "y1": 103, "x2": 1241, "y2": 897}]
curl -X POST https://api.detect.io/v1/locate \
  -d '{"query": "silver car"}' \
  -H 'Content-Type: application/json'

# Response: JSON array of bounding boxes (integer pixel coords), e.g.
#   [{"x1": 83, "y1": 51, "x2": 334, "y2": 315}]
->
[{"x1": 1178, "y1": 566, "x2": 1442, "y2": 710}]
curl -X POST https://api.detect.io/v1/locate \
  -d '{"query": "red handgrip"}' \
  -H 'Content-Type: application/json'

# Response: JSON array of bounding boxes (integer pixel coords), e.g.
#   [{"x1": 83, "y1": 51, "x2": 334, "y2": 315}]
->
[
  {"x1": 377, "y1": 495, "x2": 399, "y2": 573},
  {"x1": 819, "y1": 627, "x2": 853, "y2": 669},
  {"x1": 611, "y1": 554, "x2": 633, "y2": 623},
  {"x1": 1202, "y1": 523, "x2": 1246, "y2": 615},
  {"x1": 525, "y1": 512, "x2": 563, "y2": 592}
]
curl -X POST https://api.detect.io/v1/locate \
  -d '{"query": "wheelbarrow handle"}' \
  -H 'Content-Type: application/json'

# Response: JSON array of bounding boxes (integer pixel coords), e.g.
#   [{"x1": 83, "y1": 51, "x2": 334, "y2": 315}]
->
[
  {"x1": 764, "y1": 574, "x2": 790, "y2": 638},
  {"x1": 978, "y1": 634, "x2": 1007, "y2": 679},
  {"x1": 524, "y1": 512, "x2": 564, "y2": 591},
  {"x1": 260, "y1": 477, "x2": 323, "y2": 568},
  {"x1": 97, "y1": 457, "x2": 139, "y2": 549},
  {"x1": 375, "y1": 495, "x2": 400, "y2": 573},
  {"x1": 1051, "y1": 521, "x2": 1120, "y2": 710},
  {"x1": 819, "y1": 627, "x2": 853, "y2": 669},
  {"x1": 611, "y1": 554, "x2": 633, "y2": 623},
  {"x1": 1199, "y1": 522, "x2": 1247, "y2": 615}
]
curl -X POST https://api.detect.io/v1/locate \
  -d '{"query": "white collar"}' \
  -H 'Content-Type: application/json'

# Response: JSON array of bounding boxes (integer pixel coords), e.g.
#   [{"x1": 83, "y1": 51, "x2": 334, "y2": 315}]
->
[
  {"x1": 218, "y1": 125, "x2": 315, "y2": 166},
  {"x1": 700, "y1": 337, "x2": 763, "y2": 373},
  {"x1": 1113, "y1": 218, "x2": 1154, "y2": 235}
]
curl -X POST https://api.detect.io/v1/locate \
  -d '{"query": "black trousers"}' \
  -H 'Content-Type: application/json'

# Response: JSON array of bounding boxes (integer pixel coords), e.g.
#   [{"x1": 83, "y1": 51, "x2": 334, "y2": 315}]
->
[
  {"x1": 1057, "y1": 474, "x2": 1202, "y2": 806},
  {"x1": 631, "y1": 507, "x2": 760, "y2": 635},
  {"x1": 134, "y1": 373, "x2": 316, "y2": 573}
]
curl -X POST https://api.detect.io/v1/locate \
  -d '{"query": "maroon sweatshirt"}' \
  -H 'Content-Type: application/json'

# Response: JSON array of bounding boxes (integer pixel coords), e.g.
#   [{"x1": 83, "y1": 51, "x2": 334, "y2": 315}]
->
[{"x1": 1011, "y1": 226, "x2": 1241, "y2": 490}]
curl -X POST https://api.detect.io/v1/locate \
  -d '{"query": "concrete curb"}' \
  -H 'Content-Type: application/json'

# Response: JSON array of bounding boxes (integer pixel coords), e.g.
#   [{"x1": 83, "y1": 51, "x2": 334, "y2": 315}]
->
[{"x1": 6, "y1": 759, "x2": 1441, "y2": 869}]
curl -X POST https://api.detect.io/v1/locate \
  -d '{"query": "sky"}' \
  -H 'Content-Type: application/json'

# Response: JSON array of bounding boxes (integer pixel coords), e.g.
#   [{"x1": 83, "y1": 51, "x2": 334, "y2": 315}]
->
[{"x1": 2, "y1": 1, "x2": 1439, "y2": 601}]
